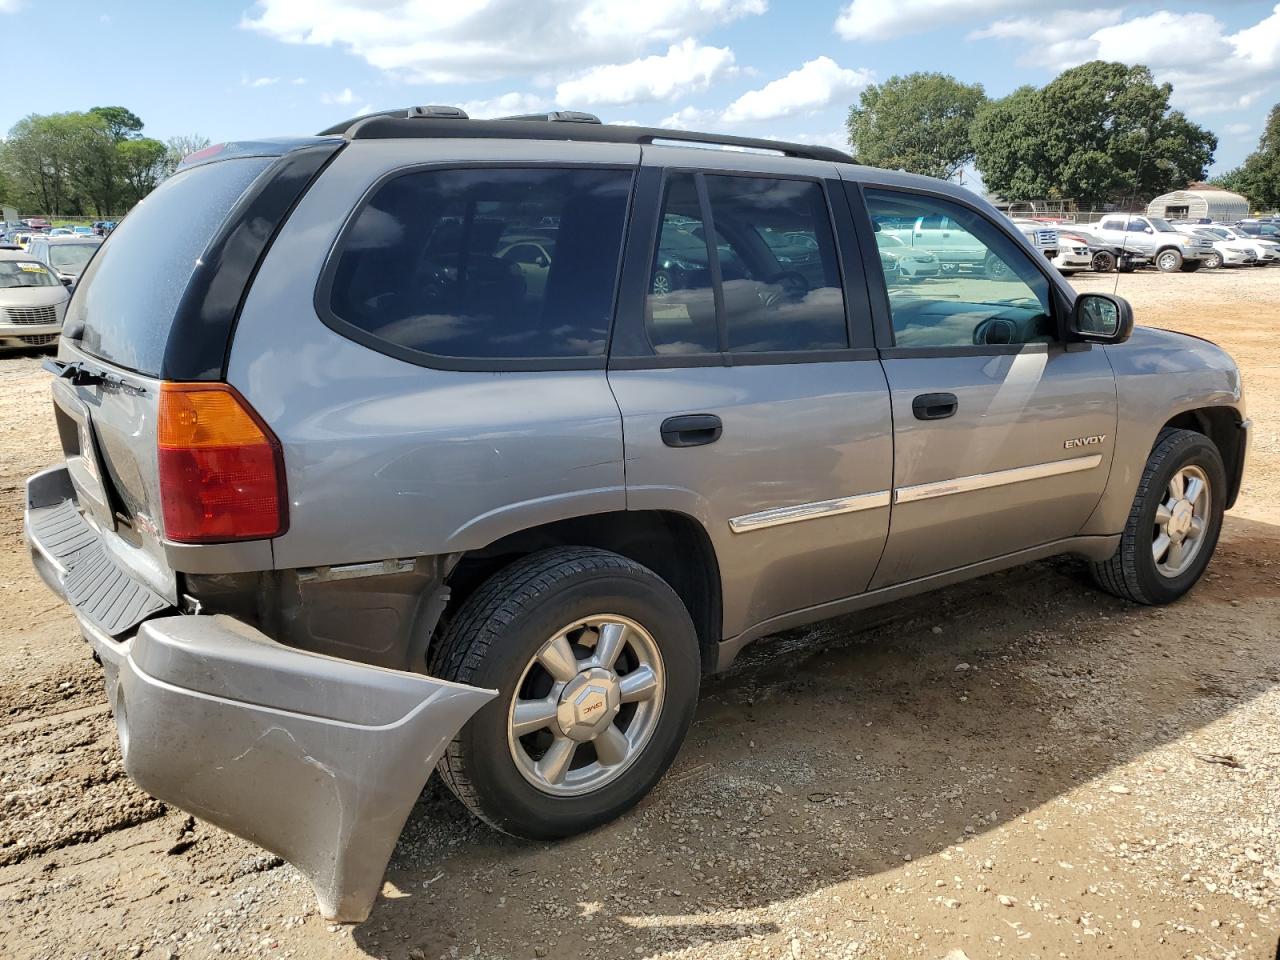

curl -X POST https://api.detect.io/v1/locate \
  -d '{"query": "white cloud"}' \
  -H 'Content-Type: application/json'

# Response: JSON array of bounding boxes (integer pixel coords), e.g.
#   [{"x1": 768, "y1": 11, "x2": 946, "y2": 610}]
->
[
  {"x1": 721, "y1": 56, "x2": 871, "y2": 123},
  {"x1": 321, "y1": 88, "x2": 358, "y2": 105},
  {"x1": 457, "y1": 92, "x2": 552, "y2": 118},
  {"x1": 0, "y1": 0, "x2": 23, "y2": 12},
  {"x1": 556, "y1": 39, "x2": 735, "y2": 106},
  {"x1": 970, "y1": 9, "x2": 1121, "y2": 69},
  {"x1": 1091, "y1": 12, "x2": 1232, "y2": 69},
  {"x1": 290, "y1": 77, "x2": 308, "y2": 85},
  {"x1": 968, "y1": 3, "x2": 1280, "y2": 116},
  {"x1": 659, "y1": 106, "x2": 721, "y2": 129},
  {"x1": 242, "y1": 75, "x2": 280, "y2": 88},
  {"x1": 1224, "y1": 122, "x2": 1252, "y2": 136},
  {"x1": 835, "y1": 0, "x2": 1025, "y2": 41},
  {"x1": 243, "y1": 0, "x2": 766, "y2": 83}
]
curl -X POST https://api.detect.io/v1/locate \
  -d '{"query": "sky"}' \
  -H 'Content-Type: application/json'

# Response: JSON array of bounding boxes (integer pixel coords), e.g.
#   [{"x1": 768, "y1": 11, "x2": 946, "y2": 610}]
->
[{"x1": 2, "y1": 0, "x2": 1278, "y2": 181}]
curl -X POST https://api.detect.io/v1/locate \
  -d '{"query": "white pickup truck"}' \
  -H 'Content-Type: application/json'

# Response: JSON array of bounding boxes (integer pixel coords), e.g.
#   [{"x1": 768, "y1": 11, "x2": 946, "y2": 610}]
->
[
  {"x1": 880, "y1": 214, "x2": 1058, "y2": 278},
  {"x1": 1075, "y1": 214, "x2": 1213, "y2": 273}
]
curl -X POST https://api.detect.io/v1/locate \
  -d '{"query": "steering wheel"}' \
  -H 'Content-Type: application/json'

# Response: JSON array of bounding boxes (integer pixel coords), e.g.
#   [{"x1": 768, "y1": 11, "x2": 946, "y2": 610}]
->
[
  {"x1": 972, "y1": 317, "x2": 1017, "y2": 346},
  {"x1": 759, "y1": 270, "x2": 809, "y2": 308}
]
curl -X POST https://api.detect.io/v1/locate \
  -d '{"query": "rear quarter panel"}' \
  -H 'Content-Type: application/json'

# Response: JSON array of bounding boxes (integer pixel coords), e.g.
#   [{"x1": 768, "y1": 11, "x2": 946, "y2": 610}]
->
[{"x1": 227, "y1": 140, "x2": 642, "y2": 569}]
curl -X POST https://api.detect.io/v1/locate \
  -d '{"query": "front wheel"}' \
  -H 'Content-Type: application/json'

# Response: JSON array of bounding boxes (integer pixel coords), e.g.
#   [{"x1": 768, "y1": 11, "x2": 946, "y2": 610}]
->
[
  {"x1": 431, "y1": 547, "x2": 700, "y2": 840},
  {"x1": 1091, "y1": 250, "x2": 1117, "y2": 273},
  {"x1": 1156, "y1": 248, "x2": 1184, "y2": 273},
  {"x1": 1090, "y1": 429, "x2": 1226, "y2": 605},
  {"x1": 1201, "y1": 252, "x2": 1222, "y2": 270}
]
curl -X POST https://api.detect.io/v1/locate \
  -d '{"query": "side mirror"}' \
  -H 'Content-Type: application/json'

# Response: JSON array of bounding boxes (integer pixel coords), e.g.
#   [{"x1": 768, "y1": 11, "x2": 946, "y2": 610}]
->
[
  {"x1": 61, "y1": 276, "x2": 73, "y2": 286},
  {"x1": 1070, "y1": 293, "x2": 1133, "y2": 344},
  {"x1": 1143, "y1": 226, "x2": 1154, "y2": 234}
]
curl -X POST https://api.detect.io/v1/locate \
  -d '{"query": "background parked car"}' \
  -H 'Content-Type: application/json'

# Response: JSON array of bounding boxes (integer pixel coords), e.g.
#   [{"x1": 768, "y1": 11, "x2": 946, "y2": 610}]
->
[
  {"x1": 26, "y1": 236, "x2": 104, "y2": 287},
  {"x1": 0, "y1": 250, "x2": 68, "y2": 351},
  {"x1": 1075, "y1": 214, "x2": 1214, "y2": 273},
  {"x1": 1173, "y1": 225, "x2": 1265, "y2": 268},
  {"x1": 874, "y1": 230, "x2": 940, "y2": 281}
]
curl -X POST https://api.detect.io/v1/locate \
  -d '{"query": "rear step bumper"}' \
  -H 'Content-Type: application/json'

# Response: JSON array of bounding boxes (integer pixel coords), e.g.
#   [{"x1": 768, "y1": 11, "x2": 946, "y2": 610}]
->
[{"x1": 25, "y1": 466, "x2": 496, "y2": 923}]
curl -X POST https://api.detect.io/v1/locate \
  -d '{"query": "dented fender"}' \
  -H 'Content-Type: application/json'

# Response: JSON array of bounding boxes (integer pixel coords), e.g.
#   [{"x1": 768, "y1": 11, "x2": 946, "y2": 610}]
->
[{"x1": 85, "y1": 614, "x2": 494, "y2": 922}]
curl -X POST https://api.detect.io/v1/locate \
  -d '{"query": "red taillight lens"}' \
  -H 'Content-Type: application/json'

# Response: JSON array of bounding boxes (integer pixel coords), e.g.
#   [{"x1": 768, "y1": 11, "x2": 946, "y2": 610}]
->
[{"x1": 157, "y1": 383, "x2": 287, "y2": 544}]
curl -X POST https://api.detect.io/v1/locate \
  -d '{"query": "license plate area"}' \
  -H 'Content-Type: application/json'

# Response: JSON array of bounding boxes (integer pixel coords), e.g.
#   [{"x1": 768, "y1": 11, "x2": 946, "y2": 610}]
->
[{"x1": 51, "y1": 379, "x2": 117, "y2": 532}]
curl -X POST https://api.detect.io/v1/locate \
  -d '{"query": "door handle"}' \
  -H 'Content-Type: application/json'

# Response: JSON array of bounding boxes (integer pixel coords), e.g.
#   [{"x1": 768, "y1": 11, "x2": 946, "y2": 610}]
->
[
  {"x1": 912, "y1": 393, "x2": 958, "y2": 421},
  {"x1": 661, "y1": 414, "x2": 723, "y2": 448}
]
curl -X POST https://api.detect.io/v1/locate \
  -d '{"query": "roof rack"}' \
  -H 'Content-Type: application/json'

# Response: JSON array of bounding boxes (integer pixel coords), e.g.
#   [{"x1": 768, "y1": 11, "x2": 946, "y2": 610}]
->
[{"x1": 317, "y1": 106, "x2": 852, "y2": 163}]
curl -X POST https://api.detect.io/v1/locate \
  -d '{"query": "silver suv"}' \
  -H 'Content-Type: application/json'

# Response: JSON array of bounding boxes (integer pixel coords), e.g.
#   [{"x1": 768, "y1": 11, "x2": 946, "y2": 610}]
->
[{"x1": 25, "y1": 109, "x2": 1250, "y2": 924}]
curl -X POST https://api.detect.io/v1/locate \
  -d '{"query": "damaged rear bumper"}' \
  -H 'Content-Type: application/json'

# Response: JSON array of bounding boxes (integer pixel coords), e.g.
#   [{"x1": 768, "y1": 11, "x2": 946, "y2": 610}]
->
[{"x1": 25, "y1": 467, "x2": 496, "y2": 923}]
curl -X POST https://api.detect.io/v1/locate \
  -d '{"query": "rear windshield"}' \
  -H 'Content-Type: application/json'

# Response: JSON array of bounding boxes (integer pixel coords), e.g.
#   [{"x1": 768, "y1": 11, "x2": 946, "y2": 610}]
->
[
  {"x1": 69, "y1": 157, "x2": 272, "y2": 375},
  {"x1": 0, "y1": 261, "x2": 57, "y2": 288},
  {"x1": 48, "y1": 243, "x2": 100, "y2": 273}
]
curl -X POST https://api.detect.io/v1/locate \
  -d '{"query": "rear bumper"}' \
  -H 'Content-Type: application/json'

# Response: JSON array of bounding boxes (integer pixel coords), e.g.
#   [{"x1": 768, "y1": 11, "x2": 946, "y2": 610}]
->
[{"x1": 25, "y1": 466, "x2": 496, "y2": 923}]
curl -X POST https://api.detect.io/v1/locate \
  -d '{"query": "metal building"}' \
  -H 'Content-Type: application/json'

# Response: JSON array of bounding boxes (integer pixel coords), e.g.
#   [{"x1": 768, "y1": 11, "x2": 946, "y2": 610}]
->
[{"x1": 1147, "y1": 184, "x2": 1250, "y2": 222}]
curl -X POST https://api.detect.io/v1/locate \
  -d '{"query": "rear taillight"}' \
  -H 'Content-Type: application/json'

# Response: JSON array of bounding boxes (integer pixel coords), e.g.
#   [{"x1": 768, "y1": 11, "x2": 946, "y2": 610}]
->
[{"x1": 157, "y1": 383, "x2": 287, "y2": 543}]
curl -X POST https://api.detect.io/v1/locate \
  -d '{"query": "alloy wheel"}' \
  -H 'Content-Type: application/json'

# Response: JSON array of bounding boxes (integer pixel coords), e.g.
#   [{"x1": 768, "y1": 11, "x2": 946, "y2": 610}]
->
[
  {"x1": 507, "y1": 615, "x2": 666, "y2": 797},
  {"x1": 1152, "y1": 465, "x2": 1211, "y2": 578}
]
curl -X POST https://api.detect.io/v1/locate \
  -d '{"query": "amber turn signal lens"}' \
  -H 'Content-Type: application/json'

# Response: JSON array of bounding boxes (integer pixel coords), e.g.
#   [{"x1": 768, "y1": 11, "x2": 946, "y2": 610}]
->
[{"x1": 157, "y1": 383, "x2": 287, "y2": 544}]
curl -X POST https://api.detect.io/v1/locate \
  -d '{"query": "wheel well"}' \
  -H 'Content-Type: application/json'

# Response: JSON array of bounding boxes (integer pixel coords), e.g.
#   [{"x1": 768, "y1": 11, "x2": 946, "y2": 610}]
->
[
  {"x1": 439, "y1": 511, "x2": 723, "y2": 673},
  {"x1": 1161, "y1": 407, "x2": 1246, "y2": 507}
]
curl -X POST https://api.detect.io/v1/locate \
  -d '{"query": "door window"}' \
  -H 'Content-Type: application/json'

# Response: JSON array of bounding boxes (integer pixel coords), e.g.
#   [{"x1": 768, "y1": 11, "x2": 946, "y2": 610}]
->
[
  {"x1": 1127, "y1": 219, "x2": 1150, "y2": 233},
  {"x1": 864, "y1": 189, "x2": 1054, "y2": 349},
  {"x1": 646, "y1": 173, "x2": 847, "y2": 355},
  {"x1": 326, "y1": 167, "x2": 632, "y2": 361}
]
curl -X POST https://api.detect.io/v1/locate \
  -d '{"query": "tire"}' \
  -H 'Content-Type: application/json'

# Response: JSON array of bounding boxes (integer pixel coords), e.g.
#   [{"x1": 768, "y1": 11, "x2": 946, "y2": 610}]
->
[
  {"x1": 984, "y1": 252, "x2": 1015, "y2": 281},
  {"x1": 1116, "y1": 261, "x2": 1137, "y2": 273},
  {"x1": 1091, "y1": 250, "x2": 1116, "y2": 273},
  {"x1": 1090, "y1": 429, "x2": 1226, "y2": 605},
  {"x1": 651, "y1": 270, "x2": 673, "y2": 296},
  {"x1": 1180, "y1": 260, "x2": 1202, "y2": 273},
  {"x1": 1201, "y1": 252, "x2": 1222, "y2": 270},
  {"x1": 430, "y1": 547, "x2": 700, "y2": 840},
  {"x1": 1156, "y1": 248, "x2": 1184, "y2": 273}
]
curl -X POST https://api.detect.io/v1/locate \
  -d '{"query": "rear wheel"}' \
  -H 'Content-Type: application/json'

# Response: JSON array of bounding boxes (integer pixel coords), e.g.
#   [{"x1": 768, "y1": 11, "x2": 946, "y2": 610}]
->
[
  {"x1": 1156, "y1": 248, "x2": 1184, "y2": 273},
  {"x1": 1091, "y1": 250, "x2": 1116, "y2": 273},
  {"x1": 1090, "y1": 429, "x2": 1225, "y2": 605},
  {"x1": 431, "y1": 547, "x2": 700, "y2": 840}
]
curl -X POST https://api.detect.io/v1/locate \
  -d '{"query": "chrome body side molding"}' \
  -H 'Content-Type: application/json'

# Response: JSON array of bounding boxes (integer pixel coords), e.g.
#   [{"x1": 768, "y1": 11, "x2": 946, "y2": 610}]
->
[
  {"x1": 729, "y1": 490, "x2": 892, "y2": 534},
  {"x1": 893, "y1": 454, "x2": 1103, "y2": 505}
]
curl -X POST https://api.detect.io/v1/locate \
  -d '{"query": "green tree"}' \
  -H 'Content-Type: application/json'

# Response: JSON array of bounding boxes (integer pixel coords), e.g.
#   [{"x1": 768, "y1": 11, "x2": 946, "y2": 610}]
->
[
  {"x1": 163, "y1": 134, "x2": 212, "y2": 175},
  {"x1": 1221, "y1": 105, "x2": 1280, "y2": 211},
  {"x1": 88, "y1": 106, "x2": 144, "y2": 142},
  {"x1": 973, "y1": 62, "x2": 1217, "y2": 204},
  {"x1": 847, "y1": 73, "x2": 987, "y2": 180},
  {"x1": 118, "y1": 138, "x2": 169, "y2": 205}
]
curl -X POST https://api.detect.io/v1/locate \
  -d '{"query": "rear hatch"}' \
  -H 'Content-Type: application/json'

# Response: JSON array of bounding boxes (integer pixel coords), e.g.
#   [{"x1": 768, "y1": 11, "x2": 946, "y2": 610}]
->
[{"x1": 50, "y1": 140, "x2": 341, "y2": 610}]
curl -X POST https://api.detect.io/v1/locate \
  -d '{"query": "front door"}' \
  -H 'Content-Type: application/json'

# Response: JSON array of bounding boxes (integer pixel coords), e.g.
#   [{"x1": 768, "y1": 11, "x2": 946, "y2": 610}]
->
[
  {"x1": 855, "y1": 185, "x2": 1118, "y2": 587},
  {"x1": 608, "y1": 152, "x2": 894, "y2": 639}
]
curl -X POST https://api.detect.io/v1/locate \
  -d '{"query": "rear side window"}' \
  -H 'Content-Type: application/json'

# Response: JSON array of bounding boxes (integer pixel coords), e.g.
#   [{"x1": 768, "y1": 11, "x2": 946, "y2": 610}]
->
[
  {"x1": 645, "y1": 172, "x2": 847, "y2": 356},
  {"x1": 324, "y1": 167, "x2": 633, "y2": 363},
  {"x1": 71, "y1": 157, "x2": 273, "y2": 376}
]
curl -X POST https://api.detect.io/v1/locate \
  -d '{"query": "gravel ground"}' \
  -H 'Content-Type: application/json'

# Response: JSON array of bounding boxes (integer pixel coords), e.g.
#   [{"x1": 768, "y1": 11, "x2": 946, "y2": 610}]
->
[{"x1": 0, "y1": 266, "x2": 1277, "y2": 960}]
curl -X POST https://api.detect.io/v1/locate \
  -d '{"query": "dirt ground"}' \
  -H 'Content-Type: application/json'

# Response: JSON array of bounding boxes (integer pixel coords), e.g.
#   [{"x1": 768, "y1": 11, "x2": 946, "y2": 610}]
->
[{"x1": 0, "y1": 267, "x2": 1278, "y2": 960}]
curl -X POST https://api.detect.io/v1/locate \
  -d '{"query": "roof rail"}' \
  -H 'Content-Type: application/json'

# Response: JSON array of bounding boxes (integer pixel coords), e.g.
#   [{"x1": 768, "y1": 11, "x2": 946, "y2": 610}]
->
[
  {"x1": 317, "y1": 111, "x2": 853, "y2": 163},
  {"x1": 495, "y1": 111, "x2": 601, "y2": 124}
]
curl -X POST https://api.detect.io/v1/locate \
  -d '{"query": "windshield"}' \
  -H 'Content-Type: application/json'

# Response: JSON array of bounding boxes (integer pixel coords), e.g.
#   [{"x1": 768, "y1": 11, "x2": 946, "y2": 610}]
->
[
  {"x1": 0, "y1": 261, "x2": 58, "y2": 288},
  {"x1": 1148, "y1": 217, "x2": 1177, "y2": 232},
  {"x1": 1205, "y1": 228, "x2": 1231, "y2": 239},
  {"x1": 876, "y1": 233, "x2": 907, "y2": 249},
  {"x1": 48, "y1": 243, "x2": 99, "y2": 273}
]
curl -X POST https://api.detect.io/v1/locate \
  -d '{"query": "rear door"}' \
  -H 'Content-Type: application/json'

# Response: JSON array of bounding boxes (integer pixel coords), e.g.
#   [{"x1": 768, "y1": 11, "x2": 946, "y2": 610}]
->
[
  {"x1": 608, "y1": 148, "x2": 893, "y2": 639},
  {"x1": 850, "y1": 183, "x2": 1117, "y2": 587}
]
